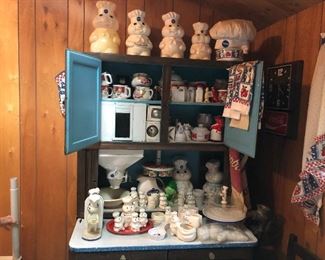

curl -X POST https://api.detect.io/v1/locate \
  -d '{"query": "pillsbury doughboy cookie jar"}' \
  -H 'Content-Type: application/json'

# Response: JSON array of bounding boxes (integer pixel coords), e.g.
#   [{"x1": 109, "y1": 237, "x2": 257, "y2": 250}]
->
[
  {"x1": 190, "y1": 22, "x2": 211, "y2": 60},
  {"x1": 209, "y1": 19, "x2": 256, "y2": 61},
  {"x1": 159, "y1": 12, "x2": 186, "y2": 58},
  {"x1": 126, "y1": 9, "x2": 153, "y2": 56},
  {"x1": 89, "y1": 1, "x2": 121, "y2": 54}
]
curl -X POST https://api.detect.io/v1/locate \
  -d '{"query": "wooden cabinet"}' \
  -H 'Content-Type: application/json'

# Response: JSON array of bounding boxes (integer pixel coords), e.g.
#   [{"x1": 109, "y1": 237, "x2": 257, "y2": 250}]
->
[
  {"x1": 70, "y1": 248, "x2": 253, "y2": 260},
  {"x1": 65, "y1": 50, "x2": 262, "y2": 259}
]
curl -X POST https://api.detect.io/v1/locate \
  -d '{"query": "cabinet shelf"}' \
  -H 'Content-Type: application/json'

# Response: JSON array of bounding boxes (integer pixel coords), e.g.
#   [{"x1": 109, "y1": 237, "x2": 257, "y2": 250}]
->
[
  {"x1": 102, "y1": 98, "x2": 161, "y2": 105},
  {"x1": 87, "y1": 52, "x2": 238, "y2": 69},
  {"x1": 89, "y1": 141, "x2": 226, "y2": 151},
  {"x1": 169, "y1": 101, "x2": 224, "y2": 107}
]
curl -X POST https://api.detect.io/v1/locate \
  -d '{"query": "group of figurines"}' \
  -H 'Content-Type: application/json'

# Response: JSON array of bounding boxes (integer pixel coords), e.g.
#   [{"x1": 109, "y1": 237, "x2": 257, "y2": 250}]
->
[
  {"x1": 89, "y1": 1, "x2": 256, "y2": 60},
  {"x1": 82, "y1": 159, "x2": 230, "y2": 242}
]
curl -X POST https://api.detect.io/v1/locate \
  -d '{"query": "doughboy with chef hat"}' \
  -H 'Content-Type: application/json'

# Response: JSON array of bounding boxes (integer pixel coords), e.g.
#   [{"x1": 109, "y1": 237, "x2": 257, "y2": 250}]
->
[
  {"x1": 89, "y1": 1, "x2": 121, "y2": 53},
  {"x1": 126, "y1": 9, "x2": 153, "y2": 56},
  {"x1": 190, "y1": 22, "x2": 211, "y2": 60},
  {"x1": 209, "y1": 19, "x2": 256, "y2": 61},
  {"x1": 159, "y1": 11, "x2": 186, "y2": 58}
]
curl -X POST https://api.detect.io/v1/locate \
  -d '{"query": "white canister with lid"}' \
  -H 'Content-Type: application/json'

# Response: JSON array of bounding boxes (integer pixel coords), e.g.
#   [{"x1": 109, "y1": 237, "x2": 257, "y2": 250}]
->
[
  {"x1": 194, "y1": 82, "x2": 206, "y2": 103},
  {"x1": 191, "y1": 124, "x2": 210, "y2": 142}
]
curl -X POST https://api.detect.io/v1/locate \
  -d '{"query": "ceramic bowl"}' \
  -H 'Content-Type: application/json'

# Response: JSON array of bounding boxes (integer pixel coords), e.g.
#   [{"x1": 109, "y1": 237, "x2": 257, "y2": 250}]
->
[{"x1": 100, "y1": 187, "x2": 130, "y2": 209}]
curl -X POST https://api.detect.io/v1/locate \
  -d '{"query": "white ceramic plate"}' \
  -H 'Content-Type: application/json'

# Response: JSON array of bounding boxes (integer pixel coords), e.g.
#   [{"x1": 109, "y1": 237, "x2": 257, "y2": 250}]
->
[{"x1": 202, "y1": 204, "x2": 246, "y2": 223}]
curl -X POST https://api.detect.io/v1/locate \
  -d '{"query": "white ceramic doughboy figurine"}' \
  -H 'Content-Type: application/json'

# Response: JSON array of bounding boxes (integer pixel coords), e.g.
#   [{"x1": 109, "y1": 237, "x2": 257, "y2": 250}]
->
[
  {"x1": 89, "y1": 1, "x2": 121, "y2": 53},
  {"x1": 126, "y1": 9, "x2": 153, "y2": 56},
  {"x1": 159, "y1": 12, "x2": 186, "y2": 58},
  {"x1": 190, "y1": 22, "x2": 211, "y2": 60}
]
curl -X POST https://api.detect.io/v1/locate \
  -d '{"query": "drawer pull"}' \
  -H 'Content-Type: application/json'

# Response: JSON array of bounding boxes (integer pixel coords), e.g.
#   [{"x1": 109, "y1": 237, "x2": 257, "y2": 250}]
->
[
  {"x1": 120, "y1": 255, "x2": 127, "y2": 260},
  {"x1": 209, "y1": 252, "x2": 215, "y2": 260}
]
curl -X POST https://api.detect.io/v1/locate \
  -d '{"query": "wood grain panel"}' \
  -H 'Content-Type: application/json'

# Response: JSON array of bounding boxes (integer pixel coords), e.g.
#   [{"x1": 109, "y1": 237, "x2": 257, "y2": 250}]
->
[
  {"x1": 67, "y1": 0, "x2": 84, "y2": 257},
  {"x1": 35, "y1": 0, "x2": 68, "y2": 259},
  {"x1": 283, "y1": 15, "x2": 297, "y2": 62},
  {"x1": 297, "y1": 1, "x2": 325, "y2": 253},
  {"x1": 174, "y1": 0, "x2": 200, "y2": 58},
  {"x1": 0, "y1": 0, "x2": 20, "y2": 256},
  {"x1": 145, "y1": 0, "x2": 173, "y2": 57},
  {"x1": 18, "y1": 0, "x2": 37, "y2": 259},
  {"x1": 84, "y1": 0, "x2": 97, "y2": 52},
  {"x1": 317, "y1": 4, "x2": 325, "y2": 257},
  {"x1": 127, "y1": 0, "x2": 144, "y2": 13},
  {"x1": 111, "y1": 0, "x2": 127, "y2": 54}
]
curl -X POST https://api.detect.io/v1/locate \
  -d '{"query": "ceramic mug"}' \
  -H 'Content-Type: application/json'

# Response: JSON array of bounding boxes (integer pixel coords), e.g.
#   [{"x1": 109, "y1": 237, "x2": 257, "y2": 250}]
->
[
  {"x1": 131, "y1": 73, "x2": 152, "y2": 87},
  {"x1": 133, "y1": 86, "x2": 154, "y2": 100},
  {"x1": 109, "y1": 84, "x2": 131, "y2": 99},
  {"x1": 102, "y1": 72, "x2": 113, "y2": 86},
  {"x1": 101, "y1": 72, "x2": 113, "y2": 98}
]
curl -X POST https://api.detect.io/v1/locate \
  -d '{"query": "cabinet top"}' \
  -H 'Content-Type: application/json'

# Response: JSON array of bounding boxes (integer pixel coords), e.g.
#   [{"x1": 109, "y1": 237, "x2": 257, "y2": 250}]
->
[{"x1": 85, "y1": 52, "x2": 238, "y2": 69}]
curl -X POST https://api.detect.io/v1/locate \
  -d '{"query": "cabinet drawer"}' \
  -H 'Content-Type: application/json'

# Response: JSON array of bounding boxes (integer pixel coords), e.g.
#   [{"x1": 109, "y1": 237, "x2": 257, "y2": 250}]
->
[
  {"x1": 70, "y1": 250, "x2": 167, "y2": 260},
  {"x1": 167, "y1": 248, "x2": 254, "y2": 260}
]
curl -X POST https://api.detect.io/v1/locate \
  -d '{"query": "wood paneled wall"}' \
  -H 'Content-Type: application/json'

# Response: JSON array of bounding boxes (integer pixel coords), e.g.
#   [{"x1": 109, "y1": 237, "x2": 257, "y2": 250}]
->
[
  {"x1": 0, "y1": 0, "x2": 225, "y2": 259},
  {"x1": 0, "y1": 0, "x2": 20, "y2": 256},
  {"x1": 1, "y1": 0, "x2": 325, "y2": 259},
  {"x1": 250, "y1": 2, "x2": 325, "y2": 258}
]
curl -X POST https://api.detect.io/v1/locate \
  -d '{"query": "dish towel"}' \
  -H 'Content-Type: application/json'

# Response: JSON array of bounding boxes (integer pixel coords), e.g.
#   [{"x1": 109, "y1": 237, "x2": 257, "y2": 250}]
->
[
  {"x1": 223, "y1": 61, "x2": 258, "y2": 130},
  {"x1": 291, "y1": 42, "x2": 325, "y2": 225}
]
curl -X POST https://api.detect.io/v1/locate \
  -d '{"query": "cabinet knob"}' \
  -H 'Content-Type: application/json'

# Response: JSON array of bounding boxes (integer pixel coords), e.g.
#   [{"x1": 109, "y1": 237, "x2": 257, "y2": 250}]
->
[
  {"x1": 120, "y1": 255, "x2": 127, "y2": 260},
  {"x1": 209, "y1": 252, "x2": 215, "y2": 260}
]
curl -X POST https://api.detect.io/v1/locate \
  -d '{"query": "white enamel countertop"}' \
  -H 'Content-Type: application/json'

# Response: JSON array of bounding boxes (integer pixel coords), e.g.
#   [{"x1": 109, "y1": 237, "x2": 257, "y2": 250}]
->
[{"x1": 69, "y1": 219, "x2": 258, "y2": 253}]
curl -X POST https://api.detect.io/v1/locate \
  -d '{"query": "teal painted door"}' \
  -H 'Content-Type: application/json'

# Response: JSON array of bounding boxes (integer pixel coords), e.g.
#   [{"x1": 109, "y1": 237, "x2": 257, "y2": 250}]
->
[
  {"x1": 224, "y1": 61, "x2": 263, "y2": 158},
  {"x1": 65, "y1": 50, "x2": 102, "y2": 154}
]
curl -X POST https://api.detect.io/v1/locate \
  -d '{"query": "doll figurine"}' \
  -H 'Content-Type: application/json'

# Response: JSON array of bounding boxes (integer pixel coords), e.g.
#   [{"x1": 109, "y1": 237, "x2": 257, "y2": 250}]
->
[
  {"x1": 190, "y1": 22, "x2": 211, "y2": 60},
  {"x1": 89, "y1": 1, "x2": 121, "y2": 54},
  {"x1": 126, "y1": 9, "x2": 153, "y2": 56},
  {"x1": 159, "y1": 12, "x2": 186, "y2": 58}
]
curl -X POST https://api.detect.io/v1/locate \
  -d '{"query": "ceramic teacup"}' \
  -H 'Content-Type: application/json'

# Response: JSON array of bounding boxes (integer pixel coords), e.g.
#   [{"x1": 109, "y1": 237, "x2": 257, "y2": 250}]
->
[
  {"x1": 109, "y1": 84, "x2": 131, "y2": 99},
  {"x1": 133, "y1": 86, "x2": 153, "y2": 100}
]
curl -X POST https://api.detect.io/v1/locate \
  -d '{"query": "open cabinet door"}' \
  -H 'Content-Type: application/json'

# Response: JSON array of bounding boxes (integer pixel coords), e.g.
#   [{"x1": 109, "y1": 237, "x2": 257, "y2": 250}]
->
[
  {"x1": 224, "y1": 61, "x2": 263, "y2": 158},
  {"x1": 65, "y1": 50, "x2": 101, "y2": 154}
]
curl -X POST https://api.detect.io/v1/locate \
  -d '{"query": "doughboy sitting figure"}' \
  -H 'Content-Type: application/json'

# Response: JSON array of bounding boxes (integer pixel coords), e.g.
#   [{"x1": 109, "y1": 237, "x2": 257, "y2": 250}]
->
[
  {"x1": 89, "y1": 1, "x2": 121, "y2": 54},
  {"x1": 126, "y1": 9, "x2": 153, "y2": 56},
  {"x1": 159, "y1": 12, "x2": 186, "y2": 58},
  {"x1": 190, "y1": 22, "x2": 211, "y2": 60}
]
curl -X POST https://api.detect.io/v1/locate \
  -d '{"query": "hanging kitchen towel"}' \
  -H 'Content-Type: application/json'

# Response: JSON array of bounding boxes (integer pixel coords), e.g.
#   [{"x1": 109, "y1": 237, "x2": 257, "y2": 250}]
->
[
  {"x1": 223, "y1": 61, "x2": 258, "y2": 123},
  {"x1": 291, "y1": 134, "x2": 325, "y2": 225},
  {"x1": 231, "y1": 61, "x2": 258, "y2": 115},
  {"x1": 291, "y1": 42, "x2": 325, "y2": 225}
]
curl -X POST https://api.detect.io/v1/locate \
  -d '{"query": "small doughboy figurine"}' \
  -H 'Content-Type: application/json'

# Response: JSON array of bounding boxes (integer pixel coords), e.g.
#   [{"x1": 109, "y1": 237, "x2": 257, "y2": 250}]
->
[
  {"x1": 89, "y1": 1, "x2": 121, "y2": 53},
  {"x1": 159, "y1": 12, "x2": 186, "y2": 58},
  {"x1": 113, "y1": 211, "x2": 124, "y2": 232},
  {"x1": 126, "y1": 9, "x2": 153, "y2": 56},
  {"x1": 190, "y1": 22, "x2": 211, "y2": 60}
]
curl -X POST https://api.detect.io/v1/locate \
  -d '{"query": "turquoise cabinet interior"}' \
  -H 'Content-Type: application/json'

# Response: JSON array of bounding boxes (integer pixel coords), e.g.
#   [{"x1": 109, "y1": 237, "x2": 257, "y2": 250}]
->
[
  {"x1": 65, "y1": 49, "x2": 263, "y2": 158},
  {"x1": 65, "y1": 50, "x2": 102, "y2": 154}
]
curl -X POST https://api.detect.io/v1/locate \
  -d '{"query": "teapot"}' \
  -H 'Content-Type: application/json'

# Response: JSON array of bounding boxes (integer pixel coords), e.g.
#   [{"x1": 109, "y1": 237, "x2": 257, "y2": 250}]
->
[{"x1": 137, "y1": 176, "x2": 163, "y2": 195}]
